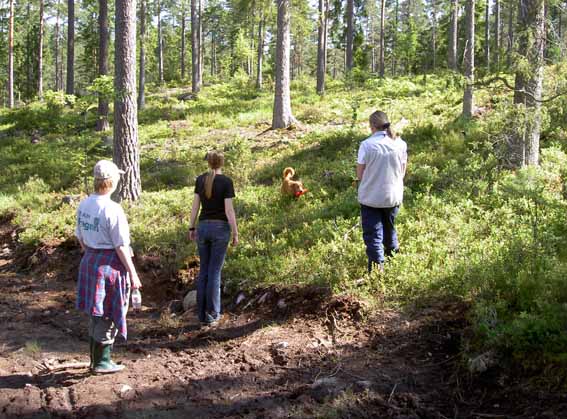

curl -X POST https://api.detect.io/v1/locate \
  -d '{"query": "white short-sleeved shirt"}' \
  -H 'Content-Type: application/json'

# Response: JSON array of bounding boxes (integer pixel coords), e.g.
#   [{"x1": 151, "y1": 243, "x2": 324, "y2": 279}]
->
[
  {"x1": 75, "y1": 194, "x2": 131, "y2": 249},
  {"x1": 357, "y1": 131, "x2": 408, "y2": 208}
]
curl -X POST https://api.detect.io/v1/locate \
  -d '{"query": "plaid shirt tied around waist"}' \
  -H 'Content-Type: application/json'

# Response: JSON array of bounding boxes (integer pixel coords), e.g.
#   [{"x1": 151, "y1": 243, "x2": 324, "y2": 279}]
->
[{"x1": 76, "y1": 248, "x2": 131, "y2": 339}]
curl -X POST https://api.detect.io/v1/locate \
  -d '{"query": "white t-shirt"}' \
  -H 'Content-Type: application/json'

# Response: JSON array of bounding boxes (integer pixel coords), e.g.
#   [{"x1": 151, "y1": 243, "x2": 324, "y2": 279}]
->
[
  {"x1": 357, "y1": 131, "x2": 408, "y2": 208},
  {"x1": 75, "y1": 194, "x2": 131, "y2": 249}
]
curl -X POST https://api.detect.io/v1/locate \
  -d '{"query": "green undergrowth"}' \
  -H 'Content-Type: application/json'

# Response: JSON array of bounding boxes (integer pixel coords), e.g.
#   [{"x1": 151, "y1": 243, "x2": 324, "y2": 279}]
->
[{"x1": 3, "y1": 73, "x2": 567, "y2": 374}]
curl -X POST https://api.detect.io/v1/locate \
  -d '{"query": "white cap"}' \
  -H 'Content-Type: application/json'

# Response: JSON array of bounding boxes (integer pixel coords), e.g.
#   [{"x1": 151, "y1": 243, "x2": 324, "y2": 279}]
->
[{"x1": 93, "y1": 160, "x2": 125, "y2": 180}]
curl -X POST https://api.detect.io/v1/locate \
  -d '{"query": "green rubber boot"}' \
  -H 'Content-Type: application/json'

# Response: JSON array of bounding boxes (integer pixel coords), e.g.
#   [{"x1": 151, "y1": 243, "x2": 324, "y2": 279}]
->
[{"x1": 92, "y1": 342, "x2": 125, "y2": 374}]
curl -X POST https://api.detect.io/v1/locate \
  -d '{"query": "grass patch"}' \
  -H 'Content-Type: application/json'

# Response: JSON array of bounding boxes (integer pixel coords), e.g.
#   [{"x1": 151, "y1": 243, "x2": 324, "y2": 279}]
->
[{"x1": 3, "y1": 74, "x2": 567, "y2": 372}]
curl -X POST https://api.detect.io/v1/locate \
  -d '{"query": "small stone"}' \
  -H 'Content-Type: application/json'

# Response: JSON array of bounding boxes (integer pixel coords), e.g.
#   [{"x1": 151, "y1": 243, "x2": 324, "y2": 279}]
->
[
  {"x1": 235, "y1": 291, "x2": 246, "y2": 305},
  {"x1": 353, "y1": 380, "x2": 372, "y2": 393},
  {"x1": 118, "y1": 384, "x2": 134, "y2": 398},
  {"x1": 43, "y1": 310, "x2": 51, "y2": 315},
  {"x1": 275, "y1": 341, "x2": 289, "y2": 349},
  {"x1": 277, "y1": 299, "x2": 287, "y2": 309},
  {"x1": 182, "y1": 290, "x2": 198, "y2": 311}
]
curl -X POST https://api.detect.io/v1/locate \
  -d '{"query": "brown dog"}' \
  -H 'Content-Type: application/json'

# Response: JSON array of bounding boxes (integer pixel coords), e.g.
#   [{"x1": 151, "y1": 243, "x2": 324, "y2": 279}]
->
[{"x1": 281, "y1": 167, "x2": 308, "y2": 198}]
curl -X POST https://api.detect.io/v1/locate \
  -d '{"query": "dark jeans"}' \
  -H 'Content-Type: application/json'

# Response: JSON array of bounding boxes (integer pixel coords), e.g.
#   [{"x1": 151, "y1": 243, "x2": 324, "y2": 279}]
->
[
  {"x1": 361, "y1": 205, "x2": 400, "y2": 272},
  {"x1": 197, "y1": 220, "x2": 231, "y2": 323}
]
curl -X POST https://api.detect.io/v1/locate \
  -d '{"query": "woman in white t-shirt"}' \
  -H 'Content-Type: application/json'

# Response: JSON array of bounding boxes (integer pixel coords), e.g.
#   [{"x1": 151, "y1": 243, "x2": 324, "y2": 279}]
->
[
  {"x1": 356, "y1": 111, "x2": 407, "y2": 273},
  {"x1": 75, "y1": 160, "x2": 142, "y2": 374}
]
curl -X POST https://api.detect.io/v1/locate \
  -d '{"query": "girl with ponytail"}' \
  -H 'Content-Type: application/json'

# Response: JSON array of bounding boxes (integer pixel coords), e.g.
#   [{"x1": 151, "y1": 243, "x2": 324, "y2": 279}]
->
[{"x1": 188, "y1": 150, "x2": 239, "y2": 326}]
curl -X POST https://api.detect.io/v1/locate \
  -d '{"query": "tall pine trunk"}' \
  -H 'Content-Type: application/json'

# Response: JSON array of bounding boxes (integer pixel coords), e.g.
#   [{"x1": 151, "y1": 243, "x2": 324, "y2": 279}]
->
[
  {"x1": 256, "y1": 12, "x2": 265, "y2": 89},
  {"x1": 8, "y1": 0, "x2": 14, "y2": 107},
  {"x1": 138, "y1": 0, "x2": 145, "y2": 109},
  {"x1": 507, "y1": 2, "x2": 515, "y2": 67},
  {"x1": 510, "y1": 0, "x2": 545, "y2": 167},
  {"x1": 198, "y1": 0, "x2": 203, "y2": 83},
  {"x1": 485, "y1": 0, "x2": 490, "y2": 69},
  {"x1": 54, "y1": 0, "x2": 62, "y2": 90},
  {"x1": 494, "y1": 0, "x2": 500, "y2": 69},
  {"x1": 211, "y1": 30, "x2": 216, "y2": 76},
  {"x1": 448, "y1": 0, "x2": 458, "y2": 70},
  {"x1": 157, "y1": 0, "x2": 164, "y2": 84},
  {"x1": 345, "y1": 0, "x2": 354, "y2": 71},
  {"x1": 432, "y1": 0, "x2": 438, "y2": 71},
  {"x1": 96, "y1": 0, "x2": 110, "y2": 131},
  {"x1": 181, "y1": 4, "x2": 186, "y2": 80},
  {"x1": 392, "y1": 0, "x2": 398, "y2": 75},
  {"x1": 463, "y1": 0, "x2": 475, "y2": 117},
  {"x1": 272, "y1": 0, "x2": 295, "y2": 128},
  {"x1": 379, "y1": 0, "x2": 385, "y2": 77},
  {"x1": 38, "y1": 0, "x2": 44, "y2": 98},
  {"x1": 66, "y1": 0, "x2": 74, "y2": 94},
  {"x1": 191, "y1": 0, "x2": 201, "y2": 93},
  {"x1": 114, "y1": 0, "x2": 140, "y2": 201},
  {"x1": 316, "y1": 0, "x2": 327, "y2": 93}
]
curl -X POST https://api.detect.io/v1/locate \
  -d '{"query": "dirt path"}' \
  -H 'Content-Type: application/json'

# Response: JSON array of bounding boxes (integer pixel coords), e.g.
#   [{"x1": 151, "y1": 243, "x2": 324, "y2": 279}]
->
[{"x1": 1, "y1": 225, "x2": 566, "y2": 418}]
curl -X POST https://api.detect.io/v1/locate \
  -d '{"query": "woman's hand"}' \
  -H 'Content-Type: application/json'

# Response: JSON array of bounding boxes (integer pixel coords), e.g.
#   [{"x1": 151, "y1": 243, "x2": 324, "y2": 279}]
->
[
  {"x1": 188, "y1": 230, "x2": 198, "y2": 241},
  {"x1": 130, "y1": 271, "x2": 142, "y2": 289},
  {"x1": 232, "y1": 234, "x2": 239, "y2": 247}
]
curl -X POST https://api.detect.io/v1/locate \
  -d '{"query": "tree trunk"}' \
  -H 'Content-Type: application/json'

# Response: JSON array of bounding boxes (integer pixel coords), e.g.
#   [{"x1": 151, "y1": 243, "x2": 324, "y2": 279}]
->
[
  {"x1": 463, "y1": 0, "x2": 475, "y2": 117},
  {"x1": 198, "y1": 0, "x2": 203, "y2": 83},
  {"x1": 485, "y1": 0, "x2": 490, "y2": 70},
  {"x1": 8, "y1": 0, "x2": 14, "y2": 107},
  {"x1": 138, "y1": 0, "x2": 145, "y2": 109},
  {"x1": 432, "y1": 0, "x2": 437, "y2": 71},
  {"x1": 157, "y1": 0, "x2": 164, "y2": 84},
  {"x1": 494, "y1": 0, "x2": 500, "y2": 69},
  {"x1": 113, "y1": 0, "x2": 140, "y2": 201},
  {"x1": 181, "y1": 4, "x2": 186, "y2": 80},
  {"x1": 256, "y1": 13, "x2": 264, "y2": 89},
  {"x1": 272, "y1": 0, "x2": 295, "y2": 129},
  {"x1": 66, "y1": 0, "x2": 74, "y2": 95},
  {"x1": 26, "y1": 1, "x2": 32, "y2": 97},
  {"x1": 448, "y1": 0, "x2": 458, "y2": 70},
  {"x1": 345, "y1": 0, "x2": 354, "y2": 71},
  {"x1": 392, "y1": 0, "x2": 398, "y2": 75},
  {"x1": 96, "y1": 0, "x2": 110, "y2": 131},
  {"x1": 379, "y1": 0, "x2": 385, "y2": 77},
  {"x1": 38, "y1": 0, "x2": 44, "y2": 98},
  {"x1": 191, "y1": 0, "x2": 201, "y2": 93},
  {"x1": 507, "y1": 2, "x2": 514, "y2": 67},
  {"x1": 55, "y1": 0, "x2": 61, "y2": 90},
  {"x1": 510, "y1": 0, "x2": 545, "y2": 167},
  {"x1": 211, "y1": 30, "x2": 216, "y2": 76},
  {"x1": 316, "y1": 0, "x2": 327, "y2": 93}
]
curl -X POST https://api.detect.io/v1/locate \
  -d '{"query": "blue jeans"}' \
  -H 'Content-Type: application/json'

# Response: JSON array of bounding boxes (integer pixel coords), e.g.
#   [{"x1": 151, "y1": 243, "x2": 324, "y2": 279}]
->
[
  {"x1": 361, "y1": 205, "x2": 400, "y2": 272},
  {"x1": 197, "y1": 220, "x2": 231, "y2": 323}
]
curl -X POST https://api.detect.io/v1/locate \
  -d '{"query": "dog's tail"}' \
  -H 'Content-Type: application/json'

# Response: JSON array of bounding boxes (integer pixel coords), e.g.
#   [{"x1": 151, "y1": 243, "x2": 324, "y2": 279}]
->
[{"x1": 283, "y1": 167, "x2": 295, "y2": 180}]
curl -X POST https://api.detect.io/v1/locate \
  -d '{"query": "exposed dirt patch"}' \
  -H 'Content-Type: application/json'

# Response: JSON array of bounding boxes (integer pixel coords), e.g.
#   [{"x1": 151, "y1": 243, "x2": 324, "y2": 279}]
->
[{"x1": 1, "y1": 222, "x2": 566, "y2": 418}]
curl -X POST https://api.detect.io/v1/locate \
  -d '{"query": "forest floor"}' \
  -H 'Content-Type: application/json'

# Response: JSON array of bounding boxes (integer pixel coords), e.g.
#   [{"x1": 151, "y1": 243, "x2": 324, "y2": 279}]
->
[{"x1": 1, "y1": 222, "x2": 567, "y2": 418}]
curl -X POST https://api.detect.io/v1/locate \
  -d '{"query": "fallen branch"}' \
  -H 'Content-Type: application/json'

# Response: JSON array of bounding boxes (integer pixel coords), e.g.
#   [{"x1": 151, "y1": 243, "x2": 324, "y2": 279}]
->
[
  {"x1": 388, "y1": 382, "x2": 398, "y2": 403},
  {"x1": 39, "y1": 361, "x2": 90, "y2": 374}
]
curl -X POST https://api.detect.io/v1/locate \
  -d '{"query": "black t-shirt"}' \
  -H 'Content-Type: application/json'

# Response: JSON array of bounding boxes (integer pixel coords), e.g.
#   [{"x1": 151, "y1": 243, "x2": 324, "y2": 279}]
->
[{"x1": 194, "y1": 173, "x2": 235, "y2": 221}]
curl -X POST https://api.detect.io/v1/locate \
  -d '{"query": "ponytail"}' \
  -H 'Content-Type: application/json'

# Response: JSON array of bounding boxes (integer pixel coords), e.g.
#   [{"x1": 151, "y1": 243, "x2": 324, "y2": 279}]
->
[
  {"x1": 369, "y1": 111, "x2": 398, "y2": 139},
  {"x1": 205, "y1": 170, "x2": 216, "y2": 199},
  {"x1": 203, "y1": 150, "x2": 225, "y2": 200}
]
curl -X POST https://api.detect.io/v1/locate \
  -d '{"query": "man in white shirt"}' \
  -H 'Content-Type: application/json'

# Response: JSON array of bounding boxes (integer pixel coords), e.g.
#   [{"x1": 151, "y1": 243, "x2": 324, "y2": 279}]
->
[{"x1": 357, "y1": 111, "x2": 407, "y2": 273}]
